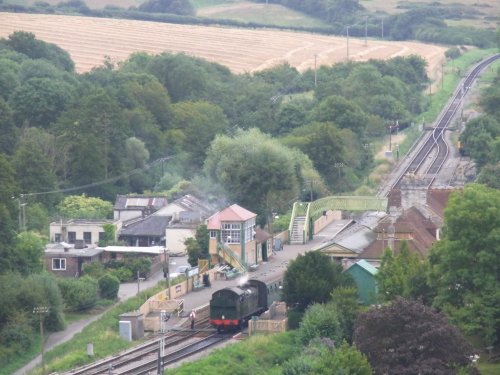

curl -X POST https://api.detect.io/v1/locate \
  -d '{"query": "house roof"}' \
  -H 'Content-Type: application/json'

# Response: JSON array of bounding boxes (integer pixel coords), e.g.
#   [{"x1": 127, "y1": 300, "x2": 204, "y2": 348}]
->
[
  {"x1": 386, "y1": 188, "x2": 456, "y2": 219},
  {"x1": 348, "y1": 259, "x2": 378, "y2": 275},
  {"x1": 206, "y1": 204, "x2": 256, "y2": 230},
  {"x1": 173, "y1": 194, "x2": 213, "y2": 215},
  {"x1": 45, "y1": 244, "x2": 103, "y2": 257},
  {"x1": 50, "y1": 218, "x2": 118, "y2": 226},
  {"x1": 316, "y1": 212, "x2": 386, "y2": 254},
  {"x1": 114, "y1": 195, "x2": 168, "y2": 210},
  {"x1": 254, "y1": 227, "x2": 272, "y2": 243},
  {"x1": 101, "y1": 246, "x2": 165, "y2": 255},
  {"x1": 426, "y1": 189, "x2": 455, "y2": 218},
  {"x1": 119, "y1": 215, "x2": 170, "y2": 237},
  {"x1": 360, "y1": 206, "x2": 437, "y2": 259}
]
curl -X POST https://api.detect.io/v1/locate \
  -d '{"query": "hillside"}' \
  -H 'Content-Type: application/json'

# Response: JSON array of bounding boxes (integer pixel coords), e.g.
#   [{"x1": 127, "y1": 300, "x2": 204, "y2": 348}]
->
[{"x1": 0, "y1": 12, "x2": 446, "y2": 76}]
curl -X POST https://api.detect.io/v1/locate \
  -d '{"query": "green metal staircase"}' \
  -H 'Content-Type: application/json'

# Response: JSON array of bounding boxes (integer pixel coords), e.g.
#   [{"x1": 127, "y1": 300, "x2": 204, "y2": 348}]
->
[{"x1": 217, "y1": 242, "x2": 248, "y2": 273}]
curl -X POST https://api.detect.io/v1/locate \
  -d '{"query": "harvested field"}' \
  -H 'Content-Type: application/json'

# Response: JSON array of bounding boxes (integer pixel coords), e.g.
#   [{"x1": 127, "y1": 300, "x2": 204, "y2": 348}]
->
[{"x1": 0, "y1": 12, "x2": 446, "y2": 78}]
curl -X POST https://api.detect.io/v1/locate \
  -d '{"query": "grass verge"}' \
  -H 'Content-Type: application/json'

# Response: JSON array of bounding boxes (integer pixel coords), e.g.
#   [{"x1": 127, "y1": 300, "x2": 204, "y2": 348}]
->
[
  {"x1": 169, "y1": 331, "x2": 299, "y2": 375},
  {"x1": 27, "y1": 284, "x2": 165, "y2": 375}
]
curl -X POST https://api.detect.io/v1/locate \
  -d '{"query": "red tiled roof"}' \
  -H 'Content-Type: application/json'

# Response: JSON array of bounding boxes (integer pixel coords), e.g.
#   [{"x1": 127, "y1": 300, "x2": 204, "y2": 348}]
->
[
  {"x1": 360, "y1": 206, "x2": 437, "y2": 260},
  {"x1": 426, "y1": 189, "x2": 456, "y2": 218},
  {"x1": 206, "y1": 204, "x2": 256, "y2": 230}
]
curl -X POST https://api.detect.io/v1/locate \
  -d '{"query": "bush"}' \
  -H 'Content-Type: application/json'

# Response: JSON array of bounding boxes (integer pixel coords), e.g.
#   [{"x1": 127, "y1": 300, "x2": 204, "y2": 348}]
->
[
  {"x1": 298, "y1": 303, "x2": 344, "y2": 345},
  {"x1": 82, "y1": 262, "x2": 106, "y2": 278},
  {"x1": 98, "y1": 274, "x2": 120, "y2": 300},
  {"x1": 0, "y1": 320, "x2": 34, "y2": 352},
  {"x1": 57, "y1": 277, "x2": 98, "y2": 311},
  {"x1": 108, "y1": 267, "x2": 133, "y2": 282}
]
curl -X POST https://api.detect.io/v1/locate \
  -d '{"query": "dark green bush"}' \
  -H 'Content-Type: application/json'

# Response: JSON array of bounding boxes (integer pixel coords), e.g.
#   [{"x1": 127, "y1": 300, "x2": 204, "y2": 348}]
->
[
  {"x1": 108, "y1": 267, "x2": 133, "y2": 282},
  {"x1": 82, "y1": 261, "x2": 106, "y2": 278},
  {"x1": 0, "y1": 320, "x2": 34, "y2": 352},
  {"x1": 98, "y1": 274, "x2": 120, "y2": 300},
  {"x1": 57, "y1": 276, "x2": 98, "y2": 312}
]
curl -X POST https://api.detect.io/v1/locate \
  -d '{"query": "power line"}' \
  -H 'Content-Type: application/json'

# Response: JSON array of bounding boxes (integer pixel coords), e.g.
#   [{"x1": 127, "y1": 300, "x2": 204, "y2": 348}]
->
[{"x1": 19, "y1": 156, "x2": 175, "y2": 198}]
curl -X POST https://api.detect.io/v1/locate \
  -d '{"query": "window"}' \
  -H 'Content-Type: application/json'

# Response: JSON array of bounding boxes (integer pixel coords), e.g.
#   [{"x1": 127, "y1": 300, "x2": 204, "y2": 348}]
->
[
  {"x1": 98, "y1": 232, "x2": 105, "y2": 242},
  {"x1": 68, "y1": 231, "x2": 76, "y2": 244},
  {"x1": 244, "y1": 218, "x2": 256, "y2": 243},
  {"x1": 54, "y1": 233, "x2": 61, "y2": 243},
  {"x1": 52, "y1": 258, "x2": 66, "y2": 270},
  {"x1": 83, "y1": 232, "x2": 92, "y2": 244},
  {"x1": 221, "y1": 223, "x2": 240, "y2": 244},
  {"x1": 209, "y1": 231, "x2": 217, "y2": 239}
]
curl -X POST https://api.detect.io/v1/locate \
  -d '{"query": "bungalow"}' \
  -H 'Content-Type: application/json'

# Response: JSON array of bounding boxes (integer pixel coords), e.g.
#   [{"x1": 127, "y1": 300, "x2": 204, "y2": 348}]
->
[
  {"x1": 49, "y1": 218, "x2": 121, "y2": 246},
  {"x1": 44, "y1": 242, "x2": 103, "y2": 277}
]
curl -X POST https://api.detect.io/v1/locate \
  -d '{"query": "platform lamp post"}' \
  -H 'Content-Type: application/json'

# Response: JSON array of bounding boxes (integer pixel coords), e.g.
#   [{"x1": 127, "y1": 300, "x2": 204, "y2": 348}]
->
[{"x1": 33, "y1": 306, "x2": 49, "y2": 375}]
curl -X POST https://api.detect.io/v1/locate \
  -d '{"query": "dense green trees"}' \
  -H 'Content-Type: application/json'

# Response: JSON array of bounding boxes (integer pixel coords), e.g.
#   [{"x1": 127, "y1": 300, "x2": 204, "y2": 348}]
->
[
  {"x1": 376, "y1": 242, "x2": 433, "y2": 304},
  {"x1": 204, "y1": 128, "x2": 316, "y2": 217},
  {"x1": 429, "y1": 184, "x2": 500, "y2": 346},
  {"x1": 282, "y1": 251, "x2": 353, "y2": 312},
  {"x1": 57, "y1": 195, "x2": 113, "y2": 219}
]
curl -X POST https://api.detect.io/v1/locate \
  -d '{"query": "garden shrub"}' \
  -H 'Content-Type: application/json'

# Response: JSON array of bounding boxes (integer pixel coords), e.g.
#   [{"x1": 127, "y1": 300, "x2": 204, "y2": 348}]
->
[
  {"x1": 98, "y1": 274, "x2": 120, "y2": 300},
  {"x1": 57, "y1": 276, "x2": 98, "y2": 311}
]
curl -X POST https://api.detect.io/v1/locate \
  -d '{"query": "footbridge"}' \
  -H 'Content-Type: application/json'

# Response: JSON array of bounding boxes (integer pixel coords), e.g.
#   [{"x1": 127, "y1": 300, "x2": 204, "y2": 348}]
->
[{"x1": 288, "y1": 196, "x2": 388, "y2": 244}]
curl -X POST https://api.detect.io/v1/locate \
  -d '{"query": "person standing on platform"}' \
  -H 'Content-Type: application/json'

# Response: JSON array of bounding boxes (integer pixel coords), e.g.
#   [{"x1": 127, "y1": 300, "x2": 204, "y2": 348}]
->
[{"x1": 190, "y1": 309, "x2": 196, "y2": 329}]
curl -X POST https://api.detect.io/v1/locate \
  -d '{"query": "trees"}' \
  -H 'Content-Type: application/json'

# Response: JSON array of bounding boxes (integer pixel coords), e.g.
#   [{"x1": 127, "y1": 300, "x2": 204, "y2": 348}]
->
[
  {"x1": 204, "y1": 128, "x2": 314, "y2": 217},
  {"x1": 185, "y1": 225, "x2": 210, "y2": 267},
  {"x1": 12, "y1": 231, "x2": 45, "y2": 275},
  {"x1": 376, "y1": 241, "x2": 433, "y2": 304},
  {"x1": 354, "y1": 298, "x2": 475, "y2": 375},
  {"x1": 282, "y1": 251, "x2": 353, "y2": 312},
  {"x1": 283, "y1": 338, "x2": 371, "y2": 375},
  {"x1": 298, "y1": 303, "x2": 344, "y2": 346},
  {"x1": 57, "y1": 195, "x2": 113, "y2": 219},
  {"x1": 9, "y1": 77, "x2": 73, "y2": 128},
  {"x1": 12, "y1": 138, "x2": 58, "y2": 207},
  {"x1": 429, "y1": 184, "x2": 500, "y2": 346},
  {"x1": 170, "y1": 101, "x2": 228, "y2": 172},
  {"x1": 282, "y1": 121, "x2": 349, "y2": 189}
]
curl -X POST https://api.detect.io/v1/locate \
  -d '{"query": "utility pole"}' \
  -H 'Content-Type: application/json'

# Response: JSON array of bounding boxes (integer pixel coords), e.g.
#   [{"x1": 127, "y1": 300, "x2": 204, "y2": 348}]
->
[
  {"x1": 381, "y1": 18, "x2": 384, "y2": 38},
  {"x1": 33, "y1": 306, "x2": 49, "y2": 375}
]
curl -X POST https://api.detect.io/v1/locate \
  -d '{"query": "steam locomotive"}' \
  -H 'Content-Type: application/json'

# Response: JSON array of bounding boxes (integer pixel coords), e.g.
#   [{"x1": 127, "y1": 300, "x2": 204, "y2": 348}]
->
[{"x1": 209, "y1": 277, "x2": 282, "y2": 331}]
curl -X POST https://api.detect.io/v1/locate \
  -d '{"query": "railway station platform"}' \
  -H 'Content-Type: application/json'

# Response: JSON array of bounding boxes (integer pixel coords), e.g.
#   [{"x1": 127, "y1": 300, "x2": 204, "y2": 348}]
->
[{"x1": 159, "y1": 220, "x2": 346, "y2": 332}]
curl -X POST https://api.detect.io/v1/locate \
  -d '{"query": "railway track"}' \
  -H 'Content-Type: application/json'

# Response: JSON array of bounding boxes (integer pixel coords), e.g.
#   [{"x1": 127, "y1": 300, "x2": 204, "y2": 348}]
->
[
  {"x1": 64, "y1": 318, "x2": 220, "y2": 375},
  {"x1": 387, "y1": 53, "x2": 500, "y2": 193}
]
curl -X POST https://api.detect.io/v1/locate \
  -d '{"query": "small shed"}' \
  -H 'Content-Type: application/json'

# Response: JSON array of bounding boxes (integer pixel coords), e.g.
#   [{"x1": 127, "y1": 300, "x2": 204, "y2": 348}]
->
[{"x1": 346, "y1": 259, "x2": 378, "y2": 305}]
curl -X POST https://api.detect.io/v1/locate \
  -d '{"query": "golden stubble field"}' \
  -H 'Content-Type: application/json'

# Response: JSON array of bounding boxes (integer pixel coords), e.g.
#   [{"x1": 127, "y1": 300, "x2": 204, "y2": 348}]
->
[{"x1": 0, "y1": 12, "x2": 446, "y2": 78}]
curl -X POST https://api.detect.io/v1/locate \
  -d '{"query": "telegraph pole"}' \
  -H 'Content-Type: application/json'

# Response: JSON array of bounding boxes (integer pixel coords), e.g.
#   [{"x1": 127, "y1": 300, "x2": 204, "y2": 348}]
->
[{"x1": 33, "y1": 306, "x2": 49, "y2": 375}]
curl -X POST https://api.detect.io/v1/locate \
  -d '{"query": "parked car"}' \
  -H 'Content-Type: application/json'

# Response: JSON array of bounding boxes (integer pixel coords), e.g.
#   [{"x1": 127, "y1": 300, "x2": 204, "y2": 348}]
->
[
  {"x1": 168, "y1": 250, "x2": 187, "y2": 257},
  {"x1": 169, "y1": 265, "x2": 190, "y2": 279}
]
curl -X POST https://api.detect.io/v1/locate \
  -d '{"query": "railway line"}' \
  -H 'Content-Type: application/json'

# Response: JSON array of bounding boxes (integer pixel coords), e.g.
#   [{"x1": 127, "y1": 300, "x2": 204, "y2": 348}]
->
[
  {"x1": 63, "y1": 317, "x2": 229, "y2": 375},
  {"x1": 385, "y1": 53, "x2": 500, "y2": 194},
  {"x1": 58, "y1": 54, "x2": 499, "y2": 375}
]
